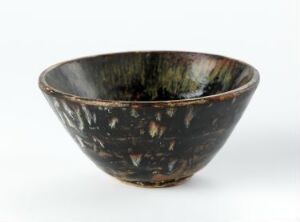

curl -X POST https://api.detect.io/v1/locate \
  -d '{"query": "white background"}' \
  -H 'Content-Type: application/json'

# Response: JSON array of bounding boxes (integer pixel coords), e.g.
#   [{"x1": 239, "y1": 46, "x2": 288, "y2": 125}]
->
[{"x1": 0, "y1": 0, "x2": 299, "y2": 221}]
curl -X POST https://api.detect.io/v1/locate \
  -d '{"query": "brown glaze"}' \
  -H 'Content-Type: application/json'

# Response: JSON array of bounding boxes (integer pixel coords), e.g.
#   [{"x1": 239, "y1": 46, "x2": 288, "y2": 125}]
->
[{"x1": 39, "y1": 51, "x2": 259, "y2": 187}]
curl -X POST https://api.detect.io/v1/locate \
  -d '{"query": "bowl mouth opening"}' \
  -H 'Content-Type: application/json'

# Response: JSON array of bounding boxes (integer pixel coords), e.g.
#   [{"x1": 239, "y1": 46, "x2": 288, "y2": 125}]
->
[{"x1": 39, "y1": 51, "x2": 260, "y2": 107}]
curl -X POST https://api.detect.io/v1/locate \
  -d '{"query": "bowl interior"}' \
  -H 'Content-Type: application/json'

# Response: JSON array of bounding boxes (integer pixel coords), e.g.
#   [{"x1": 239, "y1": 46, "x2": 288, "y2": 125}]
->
[{"x1": 43, "y1": 52, "x2": 256, "y2": 101}]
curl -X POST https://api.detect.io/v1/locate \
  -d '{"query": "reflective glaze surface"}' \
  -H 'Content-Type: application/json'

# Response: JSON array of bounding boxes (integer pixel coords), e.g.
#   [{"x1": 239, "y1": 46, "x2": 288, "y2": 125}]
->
[
  {"x1": 44, "y1": 52, "x2": 253, "y2": 101},
  {"x1": 39, "y1": 51, "x2": 259, "y2": 187}
]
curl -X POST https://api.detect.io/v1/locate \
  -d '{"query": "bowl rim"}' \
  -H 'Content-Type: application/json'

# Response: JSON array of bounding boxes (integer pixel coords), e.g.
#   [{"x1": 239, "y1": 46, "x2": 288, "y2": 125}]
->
[{"x1": 39, "y1": 50, "x2": 260, "y2": 107}]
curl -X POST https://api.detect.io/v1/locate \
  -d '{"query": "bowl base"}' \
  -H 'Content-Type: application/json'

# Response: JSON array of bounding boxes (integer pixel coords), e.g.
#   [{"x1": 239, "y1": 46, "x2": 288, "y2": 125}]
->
[{"x1": 118, "y1": 175, "x2": 192, "y2": 188}]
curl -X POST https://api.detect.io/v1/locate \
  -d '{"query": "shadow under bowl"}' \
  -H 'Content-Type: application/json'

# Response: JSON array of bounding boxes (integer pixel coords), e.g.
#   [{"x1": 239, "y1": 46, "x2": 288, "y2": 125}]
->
[{"x1": 39, "y1": 51, "x2": 259, "y2": 187}]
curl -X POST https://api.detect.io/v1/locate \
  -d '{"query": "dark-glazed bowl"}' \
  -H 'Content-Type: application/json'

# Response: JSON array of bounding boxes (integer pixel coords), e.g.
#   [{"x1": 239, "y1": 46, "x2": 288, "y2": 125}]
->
[{"x1": 39, "y1": 51, "x2": 259, "y2": 187}]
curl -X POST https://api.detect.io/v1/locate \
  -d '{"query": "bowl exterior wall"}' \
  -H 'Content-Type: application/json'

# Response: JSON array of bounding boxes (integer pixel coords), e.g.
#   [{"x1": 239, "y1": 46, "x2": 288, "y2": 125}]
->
[{"x1": 42, "y1": 88, "x2": 255, "y2": 184}]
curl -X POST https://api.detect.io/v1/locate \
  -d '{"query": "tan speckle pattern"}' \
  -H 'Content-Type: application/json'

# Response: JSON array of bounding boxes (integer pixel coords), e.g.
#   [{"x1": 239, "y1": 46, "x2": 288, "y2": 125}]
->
[
  {"x1": 109, "y1": 117, "x2": 119, "y2": 129},
  {"x1": 158, "y1": 126, "x2": 166, "y2": 138},
  {"x1": 231, "y1": 97, "x2": 236, "y2": 104},
  {"x1": 130, "y1": 154, "x2": 142, "y2": 167},
  {"x1": 130, "y1": 109, "x2": 139, "y2": 118},
  {"x1": 92, "y1": 136, "x2": 105, "y2": 148},
  {"x1": 149, "y1": 121, "x2": 166, "y2": 138},
  {"x1": 168, "y1": 160, "x2": 177, "y2": 171},
  {"x1": 82, "y1": 105, "x2": 93, "y2": 125},
  {"x1": 61, "y1": 101, "x2": 74, "y2": 118},
  {"x1": 152, "y1": 170, "x2": 159, "y2": 175},
  {"x1": 75, "y1": 107, "x2": 84, "y2": 130},
  {"x1": 156, "y1": 153, "x2": 164, "y2": 157},
  {"x1": 75, "y1": 135, "x2": 85, "y2": 148},
  {"x1": 139, "y1": 129, "x2": 145, "y2": 135},
  {"x1": 155, "y1": 112, "x2": 162, "y2": 121},
  {"x1": 166, "y1": 108, "x2": 176, "y2": 117},
  {"x1": 169, "y1": 140, "x2": 176, "y2": 151},
  {"x1": 62, "y1": 112, "x2": 76, "y2": 129},
  {"x1": 184, "y1": 108, "x2": 194, "y2": 128},
  {"x1": 99, "y1": 151, "x2": 112, "y2": 158},
  {"x1": 149, "y1": 121, "x2": 159, "y2": 138}
]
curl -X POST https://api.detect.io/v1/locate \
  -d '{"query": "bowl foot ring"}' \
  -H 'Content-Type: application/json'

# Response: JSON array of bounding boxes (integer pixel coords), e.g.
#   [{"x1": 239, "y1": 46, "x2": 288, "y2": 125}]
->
[{"x1": 118, "y1": 175, "x2": 192, "y2": 188}]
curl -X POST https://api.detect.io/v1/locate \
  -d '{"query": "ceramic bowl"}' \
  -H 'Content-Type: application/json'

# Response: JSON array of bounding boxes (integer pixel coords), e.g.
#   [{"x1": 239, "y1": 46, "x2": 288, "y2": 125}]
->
[{"x1": 39, "y1": 51, "x2": 259, "y2": 187}]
